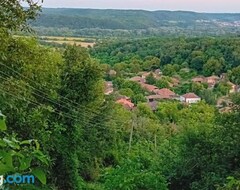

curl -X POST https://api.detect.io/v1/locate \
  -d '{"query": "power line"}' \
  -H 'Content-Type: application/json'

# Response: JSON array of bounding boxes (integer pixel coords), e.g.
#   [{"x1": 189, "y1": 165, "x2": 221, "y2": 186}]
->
[
  {"x1": 0, "y1": 70, "x2": 112, "y2": 125},
  {"x1": 0, "y1": 77, "x2": 113, "y2": 129},
  {"x1": 0, "y1": 62, "x2": 107, "y2": 117}
]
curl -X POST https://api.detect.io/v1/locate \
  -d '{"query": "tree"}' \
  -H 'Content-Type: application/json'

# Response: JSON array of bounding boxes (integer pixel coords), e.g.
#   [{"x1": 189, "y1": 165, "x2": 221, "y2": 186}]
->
[
  {"x1": 203, "y1": 57, "x2": 224, "y2": 76},
  {"x1": 162, "y1": 64, "x2": 176, "y2": 76},
  {"x1": 190, "y1": 56, "x2": 204, "y2": 72},
  {"x1": 156, "y1": 79, "x2": 170, "y2": 89},
  {"x1": 228, "y1": 66, "x2": 240, "y2": 85},
  {"x1": 0, "y1": 0, "x2": 41, "y2": 31},
  {"x1": 146, "y1": 72, "x2": 156, "y2": 85}
]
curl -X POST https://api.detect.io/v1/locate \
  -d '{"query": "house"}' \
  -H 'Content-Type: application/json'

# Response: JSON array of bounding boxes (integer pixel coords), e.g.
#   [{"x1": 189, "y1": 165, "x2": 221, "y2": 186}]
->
[
  {"x1": 104, "y1": 81, "x2": 114, "y2": 95},
  {"x1": 140, "y1": 71, "x2": 160, "y2": 79},
  {"x1": 141, "y1": 72, "x2": 151, "y2": 79},
  {"x1": 192, "y1": 76, "x2": 206, "y2": 83},
  {"x1": 116, "y1": 97, "x2": 134, "y2": 110},
  {"x1": 206, "y1": 76, "x2": 220, "y2": 88},
  {"x1": 154, "y1": 69, "x2": 162, "y2": 75},
  {"x1": 170, "y1": 77, "x2": 180, "y2": 87},
  {"x1": 147, "y1": 95, "x2": 164, "y2": 102},
  {"x1": 140, "y1": 83, "x2": 158, "y2": 93},
  {"x1": 129, "y1": 76, "x2": 146, "y2": 83},
  {"x1": 155, "y1": 88, "x2": 176, "y2": 99},
  {"x1": 180, "y1": 93, "x2": 201, "y2": 104},
  {"x1": 220, "y1": 73, "x2": 228, "y2": 80},
  {"x1": 227, "y1": 82, "x2": 237, "y2": 94},
  {"x1": 108, "y1": 69, "x2": 117, "y2": 76}
]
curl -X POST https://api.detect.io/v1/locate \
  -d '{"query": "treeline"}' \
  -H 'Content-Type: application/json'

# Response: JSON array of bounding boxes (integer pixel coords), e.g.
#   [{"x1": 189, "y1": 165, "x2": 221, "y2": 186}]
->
[
  {"x1": 91, "y1": 37, "x2": 240, "y2": 83},
  {"x1": 29, "y1": 8, "x2": 240, "y2": 37}
]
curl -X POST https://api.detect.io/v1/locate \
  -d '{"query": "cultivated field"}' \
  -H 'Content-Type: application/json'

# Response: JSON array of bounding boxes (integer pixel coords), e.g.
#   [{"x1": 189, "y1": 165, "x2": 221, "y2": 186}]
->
[{"x1": 39, "y1": 36, "x2": 96, "y2": 48}]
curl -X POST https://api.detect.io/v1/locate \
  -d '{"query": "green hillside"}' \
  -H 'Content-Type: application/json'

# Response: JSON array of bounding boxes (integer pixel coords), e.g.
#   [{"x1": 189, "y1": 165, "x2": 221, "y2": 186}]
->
[{"x1": 31, "y1": 8, "x2": 240, "y2": 37}]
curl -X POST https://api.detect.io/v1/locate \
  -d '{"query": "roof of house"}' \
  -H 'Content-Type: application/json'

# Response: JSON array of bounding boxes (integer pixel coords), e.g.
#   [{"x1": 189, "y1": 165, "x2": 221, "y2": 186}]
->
[
  {"x1": 182, "y1": 93, "x2": 200, "y2": 99},
  {"x1": 155, "y1": 88, "x2": 176, "y2": 99},
  {"x1": 140, "y1": 83, "x2": 158, "y2": 92},
  {"x1": 147, "y1": 95, "x2": 164, "y2": 100},
  {"x1": 227, "y1": 81, "x2": 236, "y2": 87},
  {"x1": 109, "y1": 70, "x2": 117, "y2": 75},
  {"x1": 129, "y1": 76, "x2": 145, "y2": 83},
  {"x1": 192, "y1": 76, "x2": 206, "y2": 82},
  {"x1": 116, "y1": 98, "x2": 134, "y2": 109},
  {"x1": 207, "y1": 75, "x2": 220, "y2": 81}
]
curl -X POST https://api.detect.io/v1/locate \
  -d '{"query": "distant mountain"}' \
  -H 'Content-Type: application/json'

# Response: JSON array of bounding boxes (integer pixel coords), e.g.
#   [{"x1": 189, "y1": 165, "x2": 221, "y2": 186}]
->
[{"x1": 31, "y1": 8, "x2": 240, "y2": 37}]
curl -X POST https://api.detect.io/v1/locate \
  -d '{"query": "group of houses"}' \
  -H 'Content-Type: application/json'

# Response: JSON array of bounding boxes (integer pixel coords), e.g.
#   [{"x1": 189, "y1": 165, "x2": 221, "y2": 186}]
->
[
  {"x1": 105, "y1": 69, "x2": 239, "y2": 111},
  {"x1": 109, "y1": 70, "x2": 201, "y2": 110},
  {"x1": 192, "y1": 75, "x2": 239, "y2": 93}
]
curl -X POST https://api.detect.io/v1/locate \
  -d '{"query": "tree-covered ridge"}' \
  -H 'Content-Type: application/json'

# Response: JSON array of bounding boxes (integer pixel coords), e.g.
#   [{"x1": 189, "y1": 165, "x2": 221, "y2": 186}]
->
[
  {"x1": 91, "y1": 37, "x2": 240, "y2": 75},
  {"x1": 30, "y1": 8, "x2": 240, "y2": 37}
]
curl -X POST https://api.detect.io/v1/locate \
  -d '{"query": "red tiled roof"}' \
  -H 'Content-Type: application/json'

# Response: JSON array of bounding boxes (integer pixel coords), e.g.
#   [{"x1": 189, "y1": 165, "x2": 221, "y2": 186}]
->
[
  {"x1": 129, "y1": 76, "x2": 146, "y2": 83},
  {"x1": 147, "y1": 95, "x2": 164, "y2": 100},
  {"x1": 155, "y1": 88, "x2": 176, "y2": 99},
  {"x1": 140, "y1": 83, "x2": 158, "y2": 92},
  {"x1": 116, "y1": 98, "x2": 134, "y2": 109},
  {"x1": 182, "y1": 93, "x2": 200, "y2": 99},
  {"x1": 192, "y1": 76, "x2": 206, "y2": 83}
]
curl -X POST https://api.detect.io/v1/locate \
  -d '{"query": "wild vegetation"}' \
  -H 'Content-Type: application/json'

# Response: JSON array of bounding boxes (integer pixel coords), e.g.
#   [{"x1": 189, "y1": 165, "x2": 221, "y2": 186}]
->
[{"x1": 0, "y1": 1, "x2": 240, "y2": 190}]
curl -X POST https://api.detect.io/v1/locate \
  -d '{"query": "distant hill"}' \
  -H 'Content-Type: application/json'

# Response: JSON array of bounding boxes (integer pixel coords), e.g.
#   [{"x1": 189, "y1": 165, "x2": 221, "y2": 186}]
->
[{"x1": 31, "y1": 8, "x2": 240, "y2": 37}]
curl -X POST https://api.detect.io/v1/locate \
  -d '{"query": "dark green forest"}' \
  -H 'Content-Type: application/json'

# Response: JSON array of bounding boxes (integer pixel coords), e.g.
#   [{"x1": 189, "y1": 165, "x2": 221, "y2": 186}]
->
[
  {"x1": 31, "y1": 8, "x2": 240, "y2": 37},
  {"x1": 1, "y1": 1, "x2": 240, "y2": 190}
]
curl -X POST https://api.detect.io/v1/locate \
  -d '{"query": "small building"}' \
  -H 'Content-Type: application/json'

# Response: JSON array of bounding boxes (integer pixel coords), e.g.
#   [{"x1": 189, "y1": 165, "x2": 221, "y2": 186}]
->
[
  {"x1": 206, "y1": 76, "x2": 220, "y2": 88},
  {"x1": 104, "y1": 81, "x2": 114, "y2": 95},
  {"x1": 147, "y1": 95, "x2": 164, "y2": 102},
  {"x1": 129, "y1": 76, "x2": 146, "y2": 83},
  {"x1": 227, "y1": 82, "x2": 237, "y2": 94},
  {"x1": 155, "y1": 88, "x2": 176, "y2": 99},
  {"x1": 108, "y1": 69, "x2": 117, "y2": 76},
  {"x1": 140, "y1": 83, "x2": 158, "y2": 93},
  {"x1": 192, "y1": 76, "x2": 206, "y2": 83},
  {"x1": 116, "y1": 97, "x2": 135, "y2": 110},
  {"x1": 180, "y1": 93, "x2": 201, "y2": 104}
]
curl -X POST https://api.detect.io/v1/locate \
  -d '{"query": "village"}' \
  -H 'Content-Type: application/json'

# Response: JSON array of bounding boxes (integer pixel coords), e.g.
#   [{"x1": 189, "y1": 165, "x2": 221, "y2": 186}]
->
[{"x1": 104, "y1": 68, "x2": 240, "y2": 112}]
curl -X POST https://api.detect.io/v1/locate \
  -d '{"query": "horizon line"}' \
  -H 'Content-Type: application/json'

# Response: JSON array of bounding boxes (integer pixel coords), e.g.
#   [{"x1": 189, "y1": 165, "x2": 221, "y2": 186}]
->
[{"x1": 40, "y1": 6, "x2": 240, "y2": 14}]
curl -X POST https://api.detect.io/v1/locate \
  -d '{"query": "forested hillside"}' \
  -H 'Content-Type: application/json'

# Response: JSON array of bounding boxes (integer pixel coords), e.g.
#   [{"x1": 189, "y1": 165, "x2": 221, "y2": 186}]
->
[
  {"x1": 31, "y1": 8, "x2": 240, "y2": 37},
  {"x1": 1, "y1": 1, "x2": 240, "y2": 190}
]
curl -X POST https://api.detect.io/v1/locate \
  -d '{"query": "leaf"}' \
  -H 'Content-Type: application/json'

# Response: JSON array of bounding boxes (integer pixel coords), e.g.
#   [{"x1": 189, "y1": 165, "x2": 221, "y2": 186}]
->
[
  {"x1": 32, "y1": 168, "x2": 46, "y2": 184},
  {"x1": 20, "y1": 140, "x2": 32, "y2": 145},
  {"x1": 0, "y1": 139, "x2": 6, "y2": 147},
  {"x1": 0, "y1": 118, "x2": 6, "y2": 131},
  {"x1": 3, "y1": 138, "x2": 20, "y2": 149},
  {"x1": 19, "y1": 157, "x2": 32, "y2": 171}
]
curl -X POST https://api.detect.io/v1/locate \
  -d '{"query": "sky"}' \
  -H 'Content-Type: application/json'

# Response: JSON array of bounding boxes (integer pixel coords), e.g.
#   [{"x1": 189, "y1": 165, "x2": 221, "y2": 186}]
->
[{"x1": 40, "y1": 0, "x2": 240, "y2": 13}]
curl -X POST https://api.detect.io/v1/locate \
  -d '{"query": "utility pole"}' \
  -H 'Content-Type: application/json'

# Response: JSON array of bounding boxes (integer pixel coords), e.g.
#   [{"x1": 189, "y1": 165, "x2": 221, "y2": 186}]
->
[{"x1": 128, "y1": 115, "x2": 135, "y2": 152}]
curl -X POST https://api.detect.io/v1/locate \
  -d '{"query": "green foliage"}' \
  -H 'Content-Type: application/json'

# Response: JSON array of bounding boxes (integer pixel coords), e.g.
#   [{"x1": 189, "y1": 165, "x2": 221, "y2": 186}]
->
[
  {"x1": 0, "y1": 115, "x2": 48, "y2": 188},
  {"x1": 0, "y1": 0, "x2": 41, "y2": 31},
  {"x1": 156, "y1": 102, "x2": 181, "y2": 124},
  {"x1": 146, "y1": 73, "x2": 156, "y2": 85},
  {"x1": 228, "y1": 66, "x2": 240, "y2": 85},
  {"x1": 214, "y1": 82, "x2": 231, "y2": 96},
  {"x1": 103, "y1": 155, "x2": 167, "y2": 190},
  {"x1": 203, "y1": 57, "x2": 225, "y2": 76},
  {"x1": 156, "y1": 79, "x2": 170, "y2": 89},
  {"x1": 31, "y1": 8, "x2": 240, "y2": 37}
]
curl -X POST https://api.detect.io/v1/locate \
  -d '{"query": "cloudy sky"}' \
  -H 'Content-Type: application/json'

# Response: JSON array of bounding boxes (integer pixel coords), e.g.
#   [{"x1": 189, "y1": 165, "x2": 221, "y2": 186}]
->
[{"x1": 41, "y1": 0, "x2": 240, "y2": 13}]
